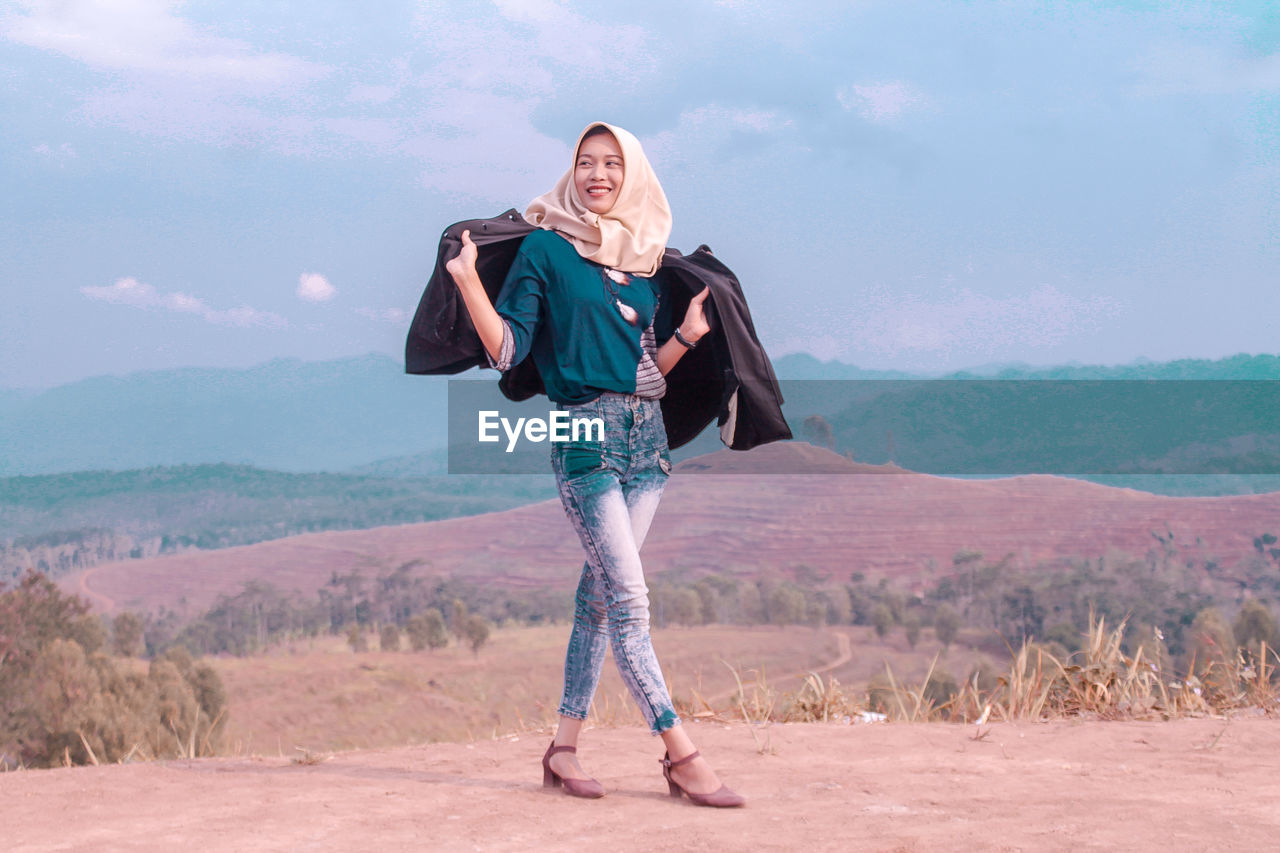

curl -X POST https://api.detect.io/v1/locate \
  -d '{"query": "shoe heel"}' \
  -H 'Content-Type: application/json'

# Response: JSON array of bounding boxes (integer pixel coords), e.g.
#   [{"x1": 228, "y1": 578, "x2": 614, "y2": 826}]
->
[
  {"x1": 543, "y1": 767, "x2": 561, "y2": 789},
  {"x1": 667, "y1": 779, "x2": 682, "y2": 798}
]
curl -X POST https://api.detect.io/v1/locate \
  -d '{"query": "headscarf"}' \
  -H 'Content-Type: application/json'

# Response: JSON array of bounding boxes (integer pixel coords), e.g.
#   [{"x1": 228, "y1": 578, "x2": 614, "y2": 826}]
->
[{"x1": 524, "y1": 122, "x2": 672, "y2": 277}]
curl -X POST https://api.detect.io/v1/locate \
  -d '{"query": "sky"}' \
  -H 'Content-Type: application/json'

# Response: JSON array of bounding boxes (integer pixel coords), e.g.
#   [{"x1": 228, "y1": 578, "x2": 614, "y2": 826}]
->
[{"x1": 1, "y1": 0, "x2": 1277, "y2": 388}]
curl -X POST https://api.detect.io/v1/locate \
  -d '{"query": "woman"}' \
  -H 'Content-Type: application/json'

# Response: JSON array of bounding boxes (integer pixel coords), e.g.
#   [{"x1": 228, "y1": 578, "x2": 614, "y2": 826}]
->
[{"x1": 445, "y1": 122, "x2": 745, "y2": 808}]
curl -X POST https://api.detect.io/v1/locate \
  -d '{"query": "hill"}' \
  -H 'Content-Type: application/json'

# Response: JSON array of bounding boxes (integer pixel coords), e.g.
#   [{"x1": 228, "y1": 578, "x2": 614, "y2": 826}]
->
[
  {"x1": 63, "y1": 443, "x2": 1280, "y2": 615},
  {"x1": 0, "y1": 353, "x2": 449, "y2": 476},
  {"x1": 0, "y1": 464, "x2": 555, "y2": 584},
  {"x1": 5, "y1": 351, "x2": 1278, "y2": 479}
]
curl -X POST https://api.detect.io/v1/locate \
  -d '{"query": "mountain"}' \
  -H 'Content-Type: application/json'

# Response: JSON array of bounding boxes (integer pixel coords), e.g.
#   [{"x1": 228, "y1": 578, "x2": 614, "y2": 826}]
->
[
  {"x1": 4, "y1": 351, "x2": 1278, "y2": 478},
  {"x1": 0, "y1": 354, "x2": 451, "y2": 476}
]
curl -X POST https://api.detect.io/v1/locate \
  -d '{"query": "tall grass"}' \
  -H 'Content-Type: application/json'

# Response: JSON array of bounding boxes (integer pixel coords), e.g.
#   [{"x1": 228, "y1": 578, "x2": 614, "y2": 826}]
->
[{"x1": 721, "y1": 614, "x2": 1279, "y2": 726}]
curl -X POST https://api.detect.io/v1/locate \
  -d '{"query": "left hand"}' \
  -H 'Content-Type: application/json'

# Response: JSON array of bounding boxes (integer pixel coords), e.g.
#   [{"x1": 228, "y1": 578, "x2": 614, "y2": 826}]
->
[{"x1": 679, "y1": 287, "x2": 711, "y2": 343}]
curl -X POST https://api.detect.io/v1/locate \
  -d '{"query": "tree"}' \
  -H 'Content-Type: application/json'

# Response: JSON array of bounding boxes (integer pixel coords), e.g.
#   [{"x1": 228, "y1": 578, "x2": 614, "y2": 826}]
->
[
  {"x1": 112, "y1": 611, "x2": 145, "y2": 658},
  {"x1": 424, "y1": 609, "x2": 449, "y2": 651},
  {"x1": 1234, "y1": 600, "x2": 1277, "y2": 652},
  {"x1": 346, "y1": 625, "x2": 368, "y2": 653},
  {"x1": 462, "y1": 614, "x2": 491, "y2": 655},
  {"x1": 1189, "y1": 607, "x2": 1234, "y2": 671},
  {"x1": 406, "y1": 610, "x2": 448, "y2": 652},
  {"x1": 871, "y1": 604, "x2": 894, "y2": 640},
  {"x1": 766, "y1": 585, "x2": 805, "y2": 626},
  {"x1": 0, "y1": 572, "x2": 228, "y2": 768},
  {"x1": 934, "y1": 604, "x2": 960, "y2": 649},
  {"x1": 671, "y1": 588, "x2": 702, "y2": 626},
  {"x1": 903, "y1": 613, "x2": 922, "y2": 649},
  {"x1": 802, "y1": 415, "x2": 834, "y2": 449},
  {"x1": 450, "y1": 598, "x2": 469, "y2": 639},
  {"x1": 379, "y1": 624, "x2": 401, "y2": 652}
]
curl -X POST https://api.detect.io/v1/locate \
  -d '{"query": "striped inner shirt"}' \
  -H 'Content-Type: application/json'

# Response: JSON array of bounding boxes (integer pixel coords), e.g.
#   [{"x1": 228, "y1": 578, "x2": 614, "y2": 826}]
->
[{"x1": 489, "y1": 318, "x2": 667, "y2": 400}]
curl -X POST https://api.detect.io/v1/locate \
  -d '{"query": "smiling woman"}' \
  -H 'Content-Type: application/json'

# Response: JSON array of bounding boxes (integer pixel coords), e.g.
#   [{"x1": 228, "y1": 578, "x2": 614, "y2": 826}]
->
[
  {"x1": 439, "y1": 121, "x2": 750, "y2": 808},
  {"x1": 574, "y1": 126, "x2": 624, "y2": 215}
]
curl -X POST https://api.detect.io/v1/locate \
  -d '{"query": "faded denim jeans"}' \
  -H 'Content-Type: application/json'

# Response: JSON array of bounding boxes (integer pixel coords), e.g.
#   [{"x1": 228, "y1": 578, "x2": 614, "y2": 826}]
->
[{"x1": 551, "y1": 392, "x2": 680, "y2": 734}]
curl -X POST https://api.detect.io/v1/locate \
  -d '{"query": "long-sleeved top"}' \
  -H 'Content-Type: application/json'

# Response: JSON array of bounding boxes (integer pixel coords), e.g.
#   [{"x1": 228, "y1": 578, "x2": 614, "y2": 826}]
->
[
  {"x1": 486, "y1": 228, "x2": 673, "y2": 405},
  {"x1": 405, "y1": 209, "x2": 792, "y2": 451}
]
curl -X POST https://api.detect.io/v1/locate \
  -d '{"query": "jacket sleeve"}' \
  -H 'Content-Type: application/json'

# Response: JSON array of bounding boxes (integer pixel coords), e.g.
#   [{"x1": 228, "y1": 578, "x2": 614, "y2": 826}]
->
[{"x1": 492, "y1": 236, "x2": 547, "y2": 371}]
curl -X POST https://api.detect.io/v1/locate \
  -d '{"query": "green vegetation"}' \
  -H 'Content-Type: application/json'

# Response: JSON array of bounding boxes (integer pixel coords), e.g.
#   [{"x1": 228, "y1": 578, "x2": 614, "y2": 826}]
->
[
  {"x1": 0, "y1": 463, "x2": 556, "y2": 582},
  {"x1": 0, "y1": 572, "x2": 227, "y2": 768}
]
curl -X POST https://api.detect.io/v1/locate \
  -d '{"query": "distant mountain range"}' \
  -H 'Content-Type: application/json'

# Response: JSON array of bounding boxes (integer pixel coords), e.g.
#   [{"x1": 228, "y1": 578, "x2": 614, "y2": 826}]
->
[
  {"x1": 2, "y1": 351, "x2": 1278, "y2": 477},
  {"x1": 0, "y1": 354, "x2": 448, "y2": 476}
]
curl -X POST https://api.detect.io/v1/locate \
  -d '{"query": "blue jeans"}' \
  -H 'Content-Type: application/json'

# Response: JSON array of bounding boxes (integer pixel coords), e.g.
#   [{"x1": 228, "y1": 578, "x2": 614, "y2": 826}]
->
[{"x1": 551, "y1": 393, "x2": 680, "y2": 734}]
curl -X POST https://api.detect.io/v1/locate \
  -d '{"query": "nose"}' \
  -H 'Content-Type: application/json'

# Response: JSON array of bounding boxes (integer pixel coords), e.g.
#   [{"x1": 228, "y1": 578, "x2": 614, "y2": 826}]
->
[{"x1": 589, "y1": 161, "x2": 608, "y2": 181}]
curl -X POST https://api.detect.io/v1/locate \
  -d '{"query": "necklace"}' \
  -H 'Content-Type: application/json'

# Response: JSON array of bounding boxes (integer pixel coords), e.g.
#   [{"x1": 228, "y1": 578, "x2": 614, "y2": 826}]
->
[{"x1": 601, "y1": 267, "x2": 639, "y2": 325}]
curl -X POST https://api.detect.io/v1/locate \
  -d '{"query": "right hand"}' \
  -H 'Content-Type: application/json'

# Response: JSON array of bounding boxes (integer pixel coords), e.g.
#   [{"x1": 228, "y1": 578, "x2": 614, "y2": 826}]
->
[{"x1": 445, "y1": 229, "x2": 478, "y2": 286}]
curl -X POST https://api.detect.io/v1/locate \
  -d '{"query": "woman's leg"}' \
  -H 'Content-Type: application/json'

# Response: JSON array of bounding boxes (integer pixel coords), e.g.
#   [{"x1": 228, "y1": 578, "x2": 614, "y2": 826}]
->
[
  {"x1": 554, "y1": 453, "x2": 679, "y2": 734},
  {"x1": 549, "y1": 561, "x2": 607, "y2": 780}
]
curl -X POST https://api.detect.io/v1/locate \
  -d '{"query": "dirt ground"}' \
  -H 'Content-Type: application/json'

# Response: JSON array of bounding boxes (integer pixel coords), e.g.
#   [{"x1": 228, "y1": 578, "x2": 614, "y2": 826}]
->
[{"x1": 5, "y1": 717, "x2": 1278, "y2": 852}]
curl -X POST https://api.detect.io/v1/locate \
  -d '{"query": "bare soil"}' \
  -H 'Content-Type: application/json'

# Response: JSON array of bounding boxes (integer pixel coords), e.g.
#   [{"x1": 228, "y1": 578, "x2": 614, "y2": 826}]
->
[
  {"x1": 6, "y1": 717, "x2": 1278, "y2": 852},
  {"x1": 63, "y1": 444, "x2": 1280, "y2": 615}
]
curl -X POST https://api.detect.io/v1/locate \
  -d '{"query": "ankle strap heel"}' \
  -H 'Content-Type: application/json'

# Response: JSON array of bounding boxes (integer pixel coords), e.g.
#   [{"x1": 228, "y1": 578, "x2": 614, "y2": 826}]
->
[
  {"x1": 542, "y1": 742, "x2": 605, "y2": 799},
  {"x1": 660, "y1": 750, "x2": 746, "y2": 808}
]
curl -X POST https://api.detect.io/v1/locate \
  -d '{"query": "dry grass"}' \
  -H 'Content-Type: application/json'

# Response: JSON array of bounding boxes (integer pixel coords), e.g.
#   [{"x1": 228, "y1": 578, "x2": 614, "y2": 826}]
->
[
  {"x1": 213, "y1": 624, "x2": 842, "y2": 754},
  {"x1": 210, "y1": 619, "x2": 1278, "y2": 759},
  {"x1": 715, "y1": 614, "x2": 1280, "y2": 732}
]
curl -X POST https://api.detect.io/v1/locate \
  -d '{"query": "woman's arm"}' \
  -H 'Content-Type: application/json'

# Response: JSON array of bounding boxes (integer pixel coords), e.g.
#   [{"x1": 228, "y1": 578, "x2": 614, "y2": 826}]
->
[
  {"x1": 446, "y1": 229, "x2": 505, "y2": 363},
  {"x1": 656, "y1": 287, "x2": 710, "y2": 375}
]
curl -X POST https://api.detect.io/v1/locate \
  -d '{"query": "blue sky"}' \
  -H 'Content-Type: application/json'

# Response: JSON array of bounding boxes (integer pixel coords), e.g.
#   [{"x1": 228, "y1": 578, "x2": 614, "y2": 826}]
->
[{"x1": 2, "y1": 0, "x2": 1277, "y2": 388}]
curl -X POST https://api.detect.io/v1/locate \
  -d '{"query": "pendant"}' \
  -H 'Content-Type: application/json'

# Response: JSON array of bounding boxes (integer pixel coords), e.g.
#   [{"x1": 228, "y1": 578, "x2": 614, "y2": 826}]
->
[{"x1": 615, "y1": 299, "x2": 638, "y2": 325}]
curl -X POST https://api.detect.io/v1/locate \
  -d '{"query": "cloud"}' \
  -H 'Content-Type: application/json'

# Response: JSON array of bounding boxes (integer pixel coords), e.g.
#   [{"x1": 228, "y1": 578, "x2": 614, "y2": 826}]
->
[
  {"x1": 81, "y1": 277, "x2": 288, "y2": 328},
  {"x1": 1134, "y1": 43, "x2": 1280, "y2": 96},
  {"x1": 837, "y1": 81, "x2": 928, "y2": 123},
  {"x1": 356, "y1": 307, "x2": 408, "y2": 325},
  {"x1": 296, "y1": 273, "x2": 336, "y2": 303},
  {"x1": 841, "y1": 283, "x2": 1122, "y2": 361},
  {"x1": 3, "y1": 0, "x2": 322, "y2": 89},
  {"x1": 401, "y1": 1, "x2": 656, "y2": 202},
  {"x1": 32, "y1": 142, "x2": 78, "y2": 165},
  {"x1": 645, "y1": 104, "x2": 790, "y2": 173}
]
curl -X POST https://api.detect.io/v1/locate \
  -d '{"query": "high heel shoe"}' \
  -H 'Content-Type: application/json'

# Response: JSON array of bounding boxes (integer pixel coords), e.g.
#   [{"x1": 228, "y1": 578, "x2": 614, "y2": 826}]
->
[
  {"x1": 660, "y1": 750, "x2": 746, "y2": 808},
  {"x1": 542, "y1": 742, "x2": 605, "y2": 799}
]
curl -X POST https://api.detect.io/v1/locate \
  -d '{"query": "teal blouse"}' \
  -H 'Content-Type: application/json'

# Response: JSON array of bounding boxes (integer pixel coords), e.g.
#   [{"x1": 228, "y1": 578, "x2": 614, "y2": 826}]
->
[{"x1": 493, "y1": 229, "x2": 673, "y2": 404}]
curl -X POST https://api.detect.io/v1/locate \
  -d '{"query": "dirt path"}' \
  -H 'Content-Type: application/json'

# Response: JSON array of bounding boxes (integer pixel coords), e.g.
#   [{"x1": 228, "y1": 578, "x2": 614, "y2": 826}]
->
[
  {"x1": 74, "y1": 565, "x2": 115, "y2": 612},
  {"x1": 703, "y1": 630, "x2": 853, "y2": 707},
  {"x1": 9, "y1": 717, "x2": 1276, "y2": 852}
]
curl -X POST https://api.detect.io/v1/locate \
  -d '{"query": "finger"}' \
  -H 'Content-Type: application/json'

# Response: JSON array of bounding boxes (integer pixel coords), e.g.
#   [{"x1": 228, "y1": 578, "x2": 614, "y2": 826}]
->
[
  {"x1": 460, "y1": 228, "x2": 474, "y2": 246},
  {"x1": 690, "y1": 286, "x2": 710, "y2": 303}
]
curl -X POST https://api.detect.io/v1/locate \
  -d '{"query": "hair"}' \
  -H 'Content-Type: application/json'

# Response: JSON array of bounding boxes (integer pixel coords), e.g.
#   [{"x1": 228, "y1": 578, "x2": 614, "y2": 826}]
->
[{"x1": 580, "y1": 124, "x2": 615, "y2": 143}]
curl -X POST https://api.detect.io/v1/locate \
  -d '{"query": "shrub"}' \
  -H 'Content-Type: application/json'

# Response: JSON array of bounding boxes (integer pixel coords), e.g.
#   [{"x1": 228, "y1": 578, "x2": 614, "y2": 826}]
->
[
  {"x1": 0, "y1": 572, "x2": 228, "y2": 768},
  {"x1": 933, "y1": 604, "x2": 959, "y2": 648},
  {"x1": 462, "y1": 614, "x2": 491, "y2": 655}
]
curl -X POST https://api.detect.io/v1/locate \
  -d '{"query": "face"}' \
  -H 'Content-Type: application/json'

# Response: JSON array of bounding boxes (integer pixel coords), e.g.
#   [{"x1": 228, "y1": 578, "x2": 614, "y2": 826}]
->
[{"x1": 574, "y1": 132, "x2": 625, "y2": 215}]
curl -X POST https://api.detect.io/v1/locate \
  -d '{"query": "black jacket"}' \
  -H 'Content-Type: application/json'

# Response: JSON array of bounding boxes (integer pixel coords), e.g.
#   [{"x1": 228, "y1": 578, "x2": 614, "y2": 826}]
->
[{"x1": 405, "y1": 210, "x2": 791, "y2": 451}]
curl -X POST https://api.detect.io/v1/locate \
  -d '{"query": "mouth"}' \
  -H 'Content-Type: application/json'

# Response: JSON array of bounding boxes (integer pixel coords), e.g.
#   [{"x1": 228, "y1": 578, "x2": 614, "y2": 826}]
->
[{"x1": 586, "y1": 186, "x2": 612, "y2": 198}]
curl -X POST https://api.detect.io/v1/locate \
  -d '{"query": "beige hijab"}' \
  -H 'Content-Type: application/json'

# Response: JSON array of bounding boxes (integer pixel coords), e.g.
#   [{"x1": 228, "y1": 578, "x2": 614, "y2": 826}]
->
[{"x1": 524, "y1": 122, "x2": 672, "y2": 277}]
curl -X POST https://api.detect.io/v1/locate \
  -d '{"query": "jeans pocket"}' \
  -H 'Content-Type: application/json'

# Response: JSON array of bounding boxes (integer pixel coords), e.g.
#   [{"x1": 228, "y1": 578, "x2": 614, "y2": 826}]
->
[{"x1": 562, "y1": 444, "x2": 607, "y2": 480}]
